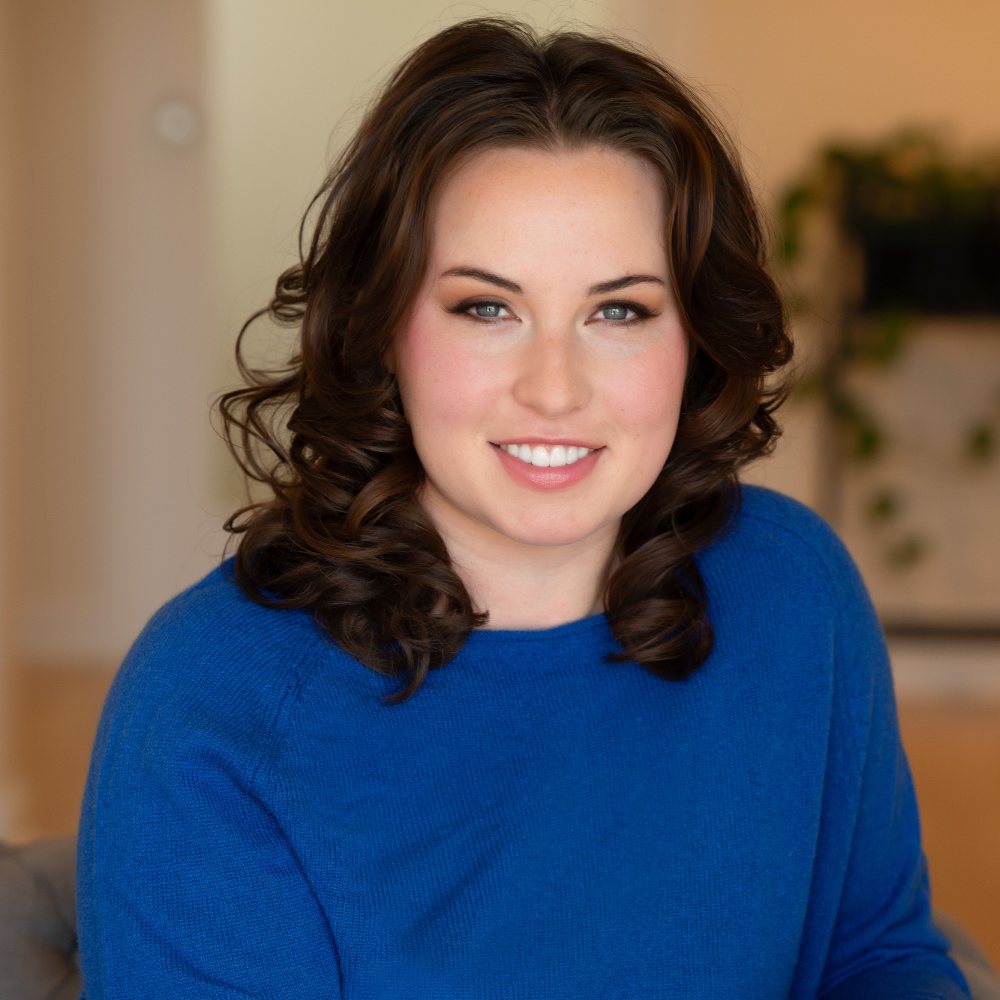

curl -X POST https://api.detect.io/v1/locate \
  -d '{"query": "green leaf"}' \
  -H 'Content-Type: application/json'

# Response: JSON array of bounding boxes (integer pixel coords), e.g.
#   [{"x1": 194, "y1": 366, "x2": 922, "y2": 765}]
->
[
  {"x1": 851, "y1": 422, "x2": 882, "y2": 461},
  {"x1": 868, "y1": 490, "x2": 900, "y2": 523},
  {"x1": 967, "y1": 423, "x2": 995, "y2": 462},
  {"x1": 887, "y1": 535, "x2": 925, "y2": 568}
]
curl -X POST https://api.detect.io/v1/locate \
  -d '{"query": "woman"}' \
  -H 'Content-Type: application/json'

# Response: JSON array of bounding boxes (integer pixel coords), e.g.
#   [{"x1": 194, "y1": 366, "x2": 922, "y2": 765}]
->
[{"x1": 77, "y1": 18, "x2": 969, "y2": 999}]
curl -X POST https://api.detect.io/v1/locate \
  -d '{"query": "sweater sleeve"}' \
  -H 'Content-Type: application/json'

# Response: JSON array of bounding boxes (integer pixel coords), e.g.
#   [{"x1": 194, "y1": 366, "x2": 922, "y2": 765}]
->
[
  {"x1": 816, "y1": 545, "x2": 969, "y2": 1000},
  {"x1": 76, "y1": 617, "x2": 342, "y2": 998}
]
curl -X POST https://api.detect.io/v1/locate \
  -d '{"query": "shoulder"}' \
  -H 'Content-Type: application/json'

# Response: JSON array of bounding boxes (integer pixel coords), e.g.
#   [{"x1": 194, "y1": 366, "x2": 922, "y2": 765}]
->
[
  {"x1": 714, "y1": 483, "x2": 858, "y2": 588},
  {"x1": 95, "y1": 561, "x2": 340, "y2": 769},
  {"x1": 134, "y1": 558, "x2": 322, "y2": 663},
  {"x1": 701, "y1": 485, "x2": 872, "y2": 626},
  {"x1": 697, "y1": 490, "x2": 886, "y2": 726}
]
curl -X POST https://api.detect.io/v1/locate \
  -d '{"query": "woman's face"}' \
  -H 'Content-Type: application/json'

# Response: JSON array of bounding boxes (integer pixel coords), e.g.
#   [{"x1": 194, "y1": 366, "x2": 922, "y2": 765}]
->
[{"x1": 394, "y1": 145, "x2": 688, "y2": 551}]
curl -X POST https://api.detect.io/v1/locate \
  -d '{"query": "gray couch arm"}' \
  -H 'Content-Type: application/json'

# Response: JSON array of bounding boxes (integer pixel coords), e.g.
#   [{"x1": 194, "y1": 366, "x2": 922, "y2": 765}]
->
[
  {"x1": 935, "y1": 909, "x2": 1000, "y2": 1000},
  {"x1": 0, "y1": 837, "x2": 81, "y2": 1000}
]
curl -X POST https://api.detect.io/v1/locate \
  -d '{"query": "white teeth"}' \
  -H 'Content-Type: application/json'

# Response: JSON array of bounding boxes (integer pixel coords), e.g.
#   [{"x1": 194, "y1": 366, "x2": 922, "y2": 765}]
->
[{"x1": 500, "y1": 443, "x2": 593, "y2": 466}]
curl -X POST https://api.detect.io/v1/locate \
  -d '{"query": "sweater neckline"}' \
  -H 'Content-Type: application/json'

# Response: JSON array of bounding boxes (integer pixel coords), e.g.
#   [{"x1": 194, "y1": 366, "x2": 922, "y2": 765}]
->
[{"x1": 462, "y1": 612, "x2": 610, "y2": 647}]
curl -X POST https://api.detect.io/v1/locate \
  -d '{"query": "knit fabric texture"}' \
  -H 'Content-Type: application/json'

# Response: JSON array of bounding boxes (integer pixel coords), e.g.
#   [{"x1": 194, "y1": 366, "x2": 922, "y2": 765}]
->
[{"x1": 77, "y1": 486, "x2": 970, "y2": 999}]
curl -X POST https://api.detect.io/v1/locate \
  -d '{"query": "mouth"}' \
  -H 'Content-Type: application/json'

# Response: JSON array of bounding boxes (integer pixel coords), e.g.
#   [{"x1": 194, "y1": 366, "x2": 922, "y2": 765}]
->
[
  {"x1": 495, "y1": 442, "x2": 599, "y2": 468},
  {"x1": 490, "y1": 441, "x2": 603, "y2": 491}
]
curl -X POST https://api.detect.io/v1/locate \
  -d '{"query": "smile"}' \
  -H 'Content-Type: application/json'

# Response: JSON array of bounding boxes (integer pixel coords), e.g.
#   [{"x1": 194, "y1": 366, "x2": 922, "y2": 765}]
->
[{"x1": 497, "y1": 443, "x2": 595, "y2": 467}]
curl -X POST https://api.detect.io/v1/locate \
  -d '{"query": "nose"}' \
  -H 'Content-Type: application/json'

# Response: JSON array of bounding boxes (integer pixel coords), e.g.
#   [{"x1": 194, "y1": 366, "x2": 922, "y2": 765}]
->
[{"x1": 511, "y1": 323, "x2": 590, "y2": 419}]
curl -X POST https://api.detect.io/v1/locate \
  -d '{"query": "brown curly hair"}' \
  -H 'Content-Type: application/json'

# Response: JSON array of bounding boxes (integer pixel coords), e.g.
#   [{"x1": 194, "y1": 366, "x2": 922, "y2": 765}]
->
[{"x1": 219, "y1": 18, "x2": 792, "y2": 701}]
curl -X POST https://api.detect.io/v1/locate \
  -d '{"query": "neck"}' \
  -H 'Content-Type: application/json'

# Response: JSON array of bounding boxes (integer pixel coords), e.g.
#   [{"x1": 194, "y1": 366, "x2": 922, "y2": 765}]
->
[{"x1": 422, "y1": 491, "x2": 619, "y2": 631}]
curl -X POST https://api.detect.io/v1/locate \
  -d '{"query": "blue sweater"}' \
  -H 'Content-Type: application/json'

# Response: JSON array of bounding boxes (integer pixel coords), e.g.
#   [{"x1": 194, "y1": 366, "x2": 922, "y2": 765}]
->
[{"x1": 77, "y1": 487, "x2": 968, "y2": 999}]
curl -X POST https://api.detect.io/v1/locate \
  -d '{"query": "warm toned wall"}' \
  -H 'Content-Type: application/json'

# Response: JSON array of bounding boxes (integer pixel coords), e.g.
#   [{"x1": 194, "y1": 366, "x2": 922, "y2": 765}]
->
[
  {"x1": 3, "y1": 0, "x2": 217, "y2": 674},
  {"x1": 0, "y1": 0, "x2": 19, "y2": 832},
  {"x1": 631, "y1": 0, "x2": 1000, "y2": 200},
  {"x1": 0, "y1": 0, "x2": 216, "y2": 837}
]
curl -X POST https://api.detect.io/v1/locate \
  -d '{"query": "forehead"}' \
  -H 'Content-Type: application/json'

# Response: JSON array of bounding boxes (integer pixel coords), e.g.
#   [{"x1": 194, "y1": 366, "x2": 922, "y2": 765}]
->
[{"x1": 428, "y1": 145, "x2": 668, "y2": 274}]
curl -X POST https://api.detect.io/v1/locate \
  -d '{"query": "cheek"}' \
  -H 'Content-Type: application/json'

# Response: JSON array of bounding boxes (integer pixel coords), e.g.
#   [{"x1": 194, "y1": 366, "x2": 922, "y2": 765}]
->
[
  {"x1": 604, "y1": 328, "x2": 688, "y2": 442},
  {"x1": 395, "y1": 309, "x2": 504, "y2": 438}
]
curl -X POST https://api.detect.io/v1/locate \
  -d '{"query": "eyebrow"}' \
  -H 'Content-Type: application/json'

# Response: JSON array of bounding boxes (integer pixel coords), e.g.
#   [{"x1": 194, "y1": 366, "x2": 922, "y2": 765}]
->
[
  {"x1": 440, "y1": 267, "x2": 665, "y2": 297},
  {"x1": 588, "y1": 274, "x2": 665, "y2": 295},
  {"x1": 440, "y1": 267, "x2": 522, "y2": 294}
]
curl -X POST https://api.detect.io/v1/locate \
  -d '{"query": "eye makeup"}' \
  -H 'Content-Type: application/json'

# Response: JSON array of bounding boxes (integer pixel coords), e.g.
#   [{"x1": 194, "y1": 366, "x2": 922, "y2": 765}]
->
[
  {"x1": 587, "y1": 299, "x2": 658, "y2": 327},
  {"x1": 445, "y1": 297, "x2": 659, "y2": 327},
  {"x1": 446, "y1": 297, "x2": 516, "y2": 323}
]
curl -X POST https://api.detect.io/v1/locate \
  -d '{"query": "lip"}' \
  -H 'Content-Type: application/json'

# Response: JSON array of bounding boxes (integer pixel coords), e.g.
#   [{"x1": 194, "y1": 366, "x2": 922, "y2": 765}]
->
[
  {"x1": 493, "y1": 442, "x2": 602, "y2": 490},
  {"x1": 492, "y1": 437, "x2": 603, "y2": 449}
]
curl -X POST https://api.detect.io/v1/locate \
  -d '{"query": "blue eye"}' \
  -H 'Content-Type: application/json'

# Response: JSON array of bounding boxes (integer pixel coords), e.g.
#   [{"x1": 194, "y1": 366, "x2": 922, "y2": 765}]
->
[
  {"x1": 473, "y1": 302, "x2": 503, "y2": 318},
  {"x1": 602, "y1": 304, "x2": 631, "y2": 321}
]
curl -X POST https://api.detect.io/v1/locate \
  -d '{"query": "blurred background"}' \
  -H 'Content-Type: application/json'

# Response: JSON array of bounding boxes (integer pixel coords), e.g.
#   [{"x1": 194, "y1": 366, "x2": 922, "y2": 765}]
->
[{"x1": 0, "y1": 0, "x2": 997, "y2": 963}]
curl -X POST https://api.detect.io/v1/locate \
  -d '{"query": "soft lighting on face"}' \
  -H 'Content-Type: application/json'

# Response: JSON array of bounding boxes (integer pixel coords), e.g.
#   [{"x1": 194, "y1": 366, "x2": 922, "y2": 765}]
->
[{"x1": 394, "y1": 145, "x2": 687, "y2": 552}]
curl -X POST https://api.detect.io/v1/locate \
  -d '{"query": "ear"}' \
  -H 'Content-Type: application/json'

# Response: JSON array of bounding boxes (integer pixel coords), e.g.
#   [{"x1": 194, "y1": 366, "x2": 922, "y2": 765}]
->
[{"x1": 382, "y1": 342, "x2": 397, "y2": 375}]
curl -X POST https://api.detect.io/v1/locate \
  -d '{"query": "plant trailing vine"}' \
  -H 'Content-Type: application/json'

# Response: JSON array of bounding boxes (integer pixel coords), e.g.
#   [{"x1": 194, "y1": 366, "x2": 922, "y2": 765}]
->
[{"x1": 778, "y1": 130, "x2": 1000, "y2": 566}]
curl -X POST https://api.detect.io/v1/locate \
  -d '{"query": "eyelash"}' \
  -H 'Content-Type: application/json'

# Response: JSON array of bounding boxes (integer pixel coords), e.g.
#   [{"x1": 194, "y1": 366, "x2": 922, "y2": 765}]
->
[
  {"x1": 449, "y1": 298, "x2": 655, "y2": 326},
  {"x1": 447, "y1": 299, "x2": 513, "y2": 323},
  {"x1": 591, "y1": 301, "x2": 655, "y2": 326}
]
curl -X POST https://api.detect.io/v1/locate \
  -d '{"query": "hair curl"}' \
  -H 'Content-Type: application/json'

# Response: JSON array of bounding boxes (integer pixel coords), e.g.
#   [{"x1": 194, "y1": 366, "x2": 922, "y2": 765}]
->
[{"x1": 219, "y1": 18, "x2": 792, "y2": 701}]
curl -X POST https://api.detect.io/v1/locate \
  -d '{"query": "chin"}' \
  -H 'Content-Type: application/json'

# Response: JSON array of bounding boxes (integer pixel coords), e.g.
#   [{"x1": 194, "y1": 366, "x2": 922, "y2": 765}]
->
[{"x1": 490, "y1": 510, "x2": 608, "y2": 548}]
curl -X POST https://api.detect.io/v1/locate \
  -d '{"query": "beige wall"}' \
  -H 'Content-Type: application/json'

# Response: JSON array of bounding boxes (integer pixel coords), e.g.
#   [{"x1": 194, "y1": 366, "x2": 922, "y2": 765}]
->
[
  {"x1": 633, "y1": 0, "x2": 1000, "y2": 197},
  {"x1": 0, "y1": 0, "x2": 19, "y2": 832},
  {"x1": 2, "y1": 0, "x2": 216, "y2": 670}
]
